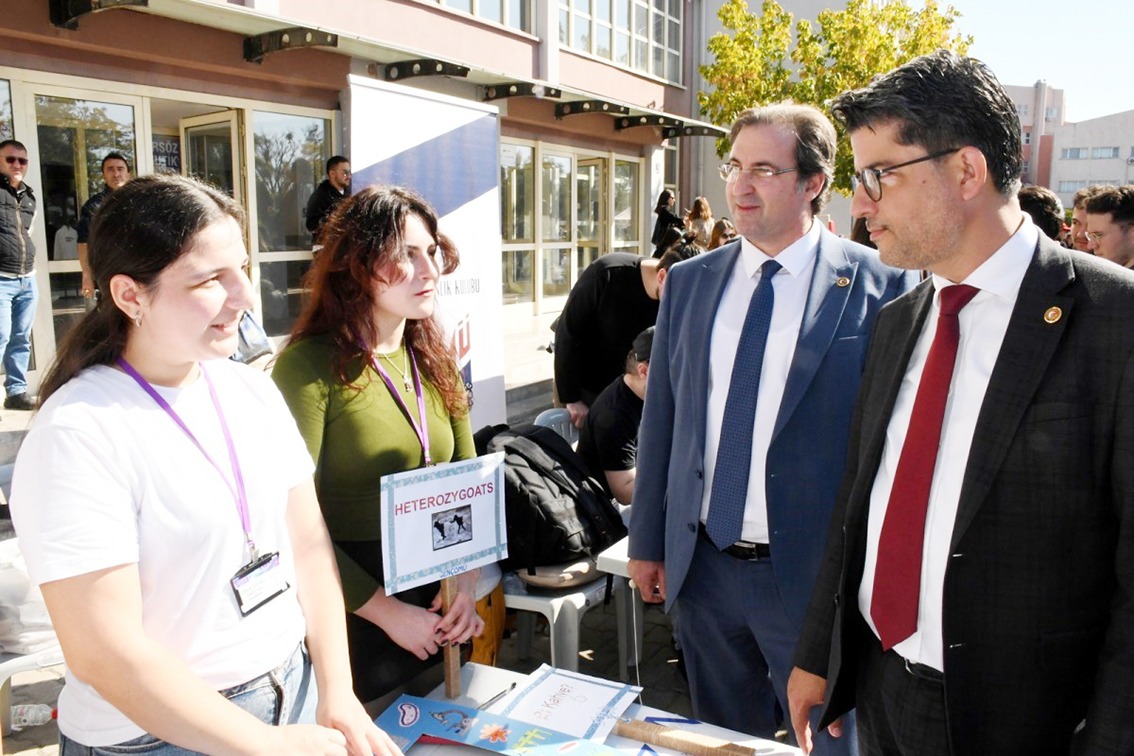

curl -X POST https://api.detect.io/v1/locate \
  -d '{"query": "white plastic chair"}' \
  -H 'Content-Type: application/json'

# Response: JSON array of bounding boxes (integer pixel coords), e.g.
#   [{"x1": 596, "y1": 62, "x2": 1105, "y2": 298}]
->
[
  {"x1": 500, "y1": 409, "x2": 636, "y2": 675},
  {"x1": 0, "y1": 645, "x2": 64, "y2": 736}
]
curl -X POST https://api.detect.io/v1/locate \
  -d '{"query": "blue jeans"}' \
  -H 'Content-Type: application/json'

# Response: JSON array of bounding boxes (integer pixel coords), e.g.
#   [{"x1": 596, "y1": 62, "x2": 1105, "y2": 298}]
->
[
  {"x1": 0, "y1": 275, "x2": 38, "y2": 396},
  {"x1": 59, "y1": 644, "x2": 317, "y2": 755}
]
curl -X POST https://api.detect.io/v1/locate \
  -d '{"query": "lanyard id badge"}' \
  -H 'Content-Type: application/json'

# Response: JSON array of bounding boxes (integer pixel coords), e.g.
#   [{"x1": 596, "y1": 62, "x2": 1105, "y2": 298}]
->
[
  {"x1": 230, "y1": 552, "x2": 289, "y2": 616},
  {"x1": 117, "y1": 358, "x2": 291, "y2": 616}
]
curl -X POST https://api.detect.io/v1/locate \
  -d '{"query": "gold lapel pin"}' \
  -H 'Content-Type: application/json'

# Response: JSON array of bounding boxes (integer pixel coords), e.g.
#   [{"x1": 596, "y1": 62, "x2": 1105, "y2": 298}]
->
[
  {"x1": 836, "y1": 276, "x2": 851, "y2": 288},
  {"x1": 1043, "y1": 306, "x2": 1062, "y2": 324}
]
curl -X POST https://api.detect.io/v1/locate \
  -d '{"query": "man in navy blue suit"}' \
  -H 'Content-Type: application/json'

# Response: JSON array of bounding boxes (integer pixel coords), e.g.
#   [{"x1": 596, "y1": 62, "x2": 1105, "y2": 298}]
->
[{"x1": 627, "y1": 104, "x2": 915, "y2": 751}]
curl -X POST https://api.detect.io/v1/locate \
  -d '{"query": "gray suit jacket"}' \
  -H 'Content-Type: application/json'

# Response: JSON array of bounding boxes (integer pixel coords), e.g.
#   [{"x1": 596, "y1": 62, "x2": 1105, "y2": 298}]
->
[
  {"x1": 795, "y1": 236, "x2": 1134, "y2": 754},
  {"x1": 629, "y1": 227, "x2": 915, "y2": 628}
]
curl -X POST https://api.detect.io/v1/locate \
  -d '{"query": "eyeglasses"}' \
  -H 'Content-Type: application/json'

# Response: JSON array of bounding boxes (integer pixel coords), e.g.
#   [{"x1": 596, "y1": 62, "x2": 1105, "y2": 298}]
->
[
  {"x1": 3, "y1": 156, "x2": 29, "y2": 167},
  {"x1": 851, "y1": 148, "x2": 960, "y2": 202},
  {"x1": 1086, "y1": 225, "x2": 1130, "y2": 244},
  {"x1": 719, "y1": 163, "x2": 797, "y2": 183}
]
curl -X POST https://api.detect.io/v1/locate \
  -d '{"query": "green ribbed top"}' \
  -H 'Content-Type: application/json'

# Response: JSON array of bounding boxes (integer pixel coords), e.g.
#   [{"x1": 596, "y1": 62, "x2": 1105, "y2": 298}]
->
[{"x1": 272, "y1": 334, "x2": 474, "y2": 610}]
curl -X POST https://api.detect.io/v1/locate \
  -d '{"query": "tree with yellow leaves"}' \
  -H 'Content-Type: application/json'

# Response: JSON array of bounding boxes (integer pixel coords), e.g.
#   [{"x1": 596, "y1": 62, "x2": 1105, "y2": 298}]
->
[{"x1": 700, "y1": 0, "x2": 972, "y2": 192}]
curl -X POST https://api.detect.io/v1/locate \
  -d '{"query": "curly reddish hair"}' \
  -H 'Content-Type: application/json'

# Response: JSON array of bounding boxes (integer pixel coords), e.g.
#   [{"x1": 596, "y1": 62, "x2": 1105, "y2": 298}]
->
[{"x1": 288, "y1": 185, "x2": 468, "y2": 416}]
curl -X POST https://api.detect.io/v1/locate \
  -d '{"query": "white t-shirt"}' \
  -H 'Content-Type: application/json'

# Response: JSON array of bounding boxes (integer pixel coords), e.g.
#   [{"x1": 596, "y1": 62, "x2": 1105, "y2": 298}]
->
[{"x1": 11, "y1": 359, "x2": 314, "y2": 745}]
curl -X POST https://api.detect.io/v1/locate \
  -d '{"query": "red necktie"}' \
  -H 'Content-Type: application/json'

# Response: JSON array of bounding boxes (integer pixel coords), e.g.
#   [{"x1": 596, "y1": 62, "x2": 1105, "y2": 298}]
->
[{"x1": 871, "y1": 284, "x2": 979, "y2": 651}]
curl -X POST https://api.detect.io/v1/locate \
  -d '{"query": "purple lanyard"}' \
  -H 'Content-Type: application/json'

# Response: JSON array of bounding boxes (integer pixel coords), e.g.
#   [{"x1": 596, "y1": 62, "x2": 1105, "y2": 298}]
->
[
  {"x1": 368, "y1": 345, "x2": 433, "y2": 467},
  {"x1": 116, "y1": 358, "x2": 258, "y2": 559}
]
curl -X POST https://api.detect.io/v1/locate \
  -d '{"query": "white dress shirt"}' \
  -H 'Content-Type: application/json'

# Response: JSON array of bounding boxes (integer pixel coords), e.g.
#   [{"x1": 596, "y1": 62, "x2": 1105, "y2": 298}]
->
[
  {"x1": 699, "y1": 221, "x2": 821, "y2": 543},
  {"x1": 858, "y1": 216, "x2": 1039, "y2": 670}
]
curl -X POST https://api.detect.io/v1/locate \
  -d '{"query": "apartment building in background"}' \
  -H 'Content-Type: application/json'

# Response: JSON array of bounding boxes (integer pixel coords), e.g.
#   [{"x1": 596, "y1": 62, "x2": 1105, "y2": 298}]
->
[{"x1": 1049, "y1": 110, "x2": 1134, "y2": 209}]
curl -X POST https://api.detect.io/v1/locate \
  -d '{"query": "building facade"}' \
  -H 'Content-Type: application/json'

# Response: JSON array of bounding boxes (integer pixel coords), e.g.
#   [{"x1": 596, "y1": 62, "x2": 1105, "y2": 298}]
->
[
  {"x1": 1049, "y1": 110, "x2": 1134, "y2": 208},
  {"x1": 0, "y1": 0, "x2": 723, "y2": 396},
  {"x1": 1003, "y1": 81, "x2": 1065, "y2": 189}
]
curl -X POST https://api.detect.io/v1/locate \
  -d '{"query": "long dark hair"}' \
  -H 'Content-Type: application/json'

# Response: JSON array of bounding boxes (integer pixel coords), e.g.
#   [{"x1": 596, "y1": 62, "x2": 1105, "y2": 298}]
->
[
  {"x1": 654, "y1": 189, "x2": 674, "y2": 214},
  {"x1": 288, "y1": 185, "x2": 468, "y2": 417},
  {"x1": 40, "y1": 174, "x2": 243, "y2": 401}
]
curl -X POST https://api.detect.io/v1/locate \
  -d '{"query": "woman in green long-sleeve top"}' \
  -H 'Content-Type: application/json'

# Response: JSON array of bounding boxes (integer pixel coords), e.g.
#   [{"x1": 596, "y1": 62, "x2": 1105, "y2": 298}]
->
[{"x1": 272, "y1": 186, "x2": 483, "y2": 704}]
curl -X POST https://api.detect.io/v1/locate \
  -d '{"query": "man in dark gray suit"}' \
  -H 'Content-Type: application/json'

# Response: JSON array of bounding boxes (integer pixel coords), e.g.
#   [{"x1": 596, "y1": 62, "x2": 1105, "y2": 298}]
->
[
  {"x1": 789, "y1": 51, "x2": 1134, "y2": 755},
  {"x1": 628, "y1": 104, "x2": 914, "y2": 750}
]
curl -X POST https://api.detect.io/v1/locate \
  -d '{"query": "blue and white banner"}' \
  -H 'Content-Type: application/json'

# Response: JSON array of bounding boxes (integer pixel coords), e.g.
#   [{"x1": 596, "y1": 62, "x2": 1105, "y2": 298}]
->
[{"x1": 347, "y1": 76, "x2": 506, "y2": 428}]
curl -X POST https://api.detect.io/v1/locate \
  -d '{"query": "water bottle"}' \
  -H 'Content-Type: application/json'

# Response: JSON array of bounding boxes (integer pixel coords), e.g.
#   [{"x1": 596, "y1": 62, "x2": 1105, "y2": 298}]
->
[{"x1": 10, "y1": 703, "x2": 55, "y2": 730}]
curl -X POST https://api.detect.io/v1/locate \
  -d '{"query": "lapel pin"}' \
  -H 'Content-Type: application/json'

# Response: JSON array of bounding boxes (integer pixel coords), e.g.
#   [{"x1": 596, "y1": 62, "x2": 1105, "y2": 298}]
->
[
  {"x1": 1043, "y1": 306, "x2": 1062, "y2": 324},
  {"x1": 836, "y1": 276, "x2": 851, "y2": 288}
]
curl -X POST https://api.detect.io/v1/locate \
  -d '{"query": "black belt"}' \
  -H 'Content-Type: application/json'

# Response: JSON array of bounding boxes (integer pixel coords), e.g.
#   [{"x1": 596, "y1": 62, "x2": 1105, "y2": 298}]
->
[
  {"x1": 698, "y1": 523, "x2": 771, "y2": 561},
  {"x1": 900, "y1": 655, "x2": 944, "y2": 683}
]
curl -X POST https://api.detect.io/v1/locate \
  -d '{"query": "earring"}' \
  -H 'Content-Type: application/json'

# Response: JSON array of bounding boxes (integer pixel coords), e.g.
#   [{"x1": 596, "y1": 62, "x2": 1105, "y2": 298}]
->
[{"x1": 133, "y1": 312, "x2": 142, "y2": 328}]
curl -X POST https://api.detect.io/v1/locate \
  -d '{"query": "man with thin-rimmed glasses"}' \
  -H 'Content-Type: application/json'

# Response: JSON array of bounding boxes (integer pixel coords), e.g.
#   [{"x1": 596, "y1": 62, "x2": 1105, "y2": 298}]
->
[
  {"x1": 629, "y1": 103, "x2": 914, "y2": 751},
  {"x1": 1084, "y1": 185, "x2": 1134, "y2": 267},
  {"x1": 790, "y1": 50, "x2": 1134, "y2": 756},
  {"x1": 0, "y1": 139, "x2": 39, "y2": 412}
]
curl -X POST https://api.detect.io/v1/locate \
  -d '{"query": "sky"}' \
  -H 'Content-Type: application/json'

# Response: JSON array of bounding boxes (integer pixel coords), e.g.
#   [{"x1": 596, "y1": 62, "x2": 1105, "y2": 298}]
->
[{"x1": 944, "y1": 0, "x2": 1134, "y2": 123}]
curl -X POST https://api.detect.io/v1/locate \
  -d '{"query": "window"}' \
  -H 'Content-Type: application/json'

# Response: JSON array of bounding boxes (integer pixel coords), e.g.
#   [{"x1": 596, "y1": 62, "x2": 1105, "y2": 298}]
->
[
  {"x1": 1091, "y1": 146, "x2": 1119, "y2": 159},
  {"x1": 501, "y1": 143, "x2": 534, "y2": 304},
  {"x1": 1022, "y1": 130, "x2": 1031, "y2": 146},
  {"x1": 1058, "y1": 180, "x2": 1087, "y2": 193},
  {"x1": 501, "y1": 143, "x2": 534, "y2": 243},
  {"x1": 1016, "y1": 103, "x2": 1029, "y2": 117},
  {"x1": 542, "y1": 154, "x2": 572, "y2": 243},
  {"x1": 35, "y1": 94, "x2": 137, "y2": 342},
  {"x1": 0, "y1": 80, "x2": 11, "y2": 141},
  {"x1": 613, "y1": 160, "x2": 639, "y2": 244},
  {"x1": 1060, "y1": 147, "x2": 1088, "y2": 160},
  {"x1": 1045, "y1": 106, "x2": 1060, "y2": 122},
  {"x1": 501, "y1": 141, "x2": 641, "y2": 308},
  {"x1": 441, "y1": 0, "x2": 531, "y2": 32},
  {"x1": 253, "y1": 112, "x2": 331, "y2": 253},
  {"x1": 663, "y1": 140, "x2": 679, "y2": 207},
  {"x1": 559, "y1": 0, "x2": 681, "y2": 83},
  {"x1": 253, "y1": 111, "x2": 332, "y2": 336}
]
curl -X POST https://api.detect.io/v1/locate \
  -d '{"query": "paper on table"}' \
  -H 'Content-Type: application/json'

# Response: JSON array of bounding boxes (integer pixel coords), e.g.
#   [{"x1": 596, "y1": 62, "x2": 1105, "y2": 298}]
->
[{"x1": 499, "y1": 664, "x2": 642, "y2": 741}]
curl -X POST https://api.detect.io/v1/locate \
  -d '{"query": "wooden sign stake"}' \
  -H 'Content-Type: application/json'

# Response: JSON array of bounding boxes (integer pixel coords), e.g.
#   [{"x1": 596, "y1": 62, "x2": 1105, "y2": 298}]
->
[{"x1": 441, "y1": 576, "x2": 462, "y2": 698}]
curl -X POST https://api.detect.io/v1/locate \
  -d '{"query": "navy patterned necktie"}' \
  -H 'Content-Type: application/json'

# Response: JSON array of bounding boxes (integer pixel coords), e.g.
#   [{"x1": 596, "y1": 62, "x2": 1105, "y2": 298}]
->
[{"x1": 705, "y1": 259, "x2": 782, "y2": 549}]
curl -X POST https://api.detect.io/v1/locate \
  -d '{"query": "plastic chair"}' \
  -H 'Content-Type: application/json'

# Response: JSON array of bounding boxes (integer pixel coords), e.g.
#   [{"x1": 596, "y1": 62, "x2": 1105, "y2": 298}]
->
[
  {"x1": 500, "y1": 408, "x2": 637, "y2": 676},
  {"x1": 533, "y1": 407, "x2": 578, "y2": 447},
  {"x1": 0, "y1": 645, "x2": 64, "y2": 736}
]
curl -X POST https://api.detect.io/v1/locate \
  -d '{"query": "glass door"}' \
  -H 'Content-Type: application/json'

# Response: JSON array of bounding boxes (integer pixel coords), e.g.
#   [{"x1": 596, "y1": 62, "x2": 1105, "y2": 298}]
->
[
  {"x1": 575, "y1": 157, "x2": 607, "y2": 279},
  {"x1": 34, "y1": 90, "x2": 140, "y2": 347},
  {"x1": 180, "y1": 111, "x2": 242, "y2": 203}
]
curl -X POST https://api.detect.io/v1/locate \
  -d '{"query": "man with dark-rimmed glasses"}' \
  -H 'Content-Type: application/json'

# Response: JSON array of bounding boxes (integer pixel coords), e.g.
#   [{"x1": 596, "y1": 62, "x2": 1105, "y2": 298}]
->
[
  {"x1": 0, "y1": 139, "x2": 39, "y2": 412},
  {"x1": 628, "y1": 103, "x2": 914, "y2": 751},
  {"x1": 790, "y1": 50, "x2": 1134, "y2": 756}
]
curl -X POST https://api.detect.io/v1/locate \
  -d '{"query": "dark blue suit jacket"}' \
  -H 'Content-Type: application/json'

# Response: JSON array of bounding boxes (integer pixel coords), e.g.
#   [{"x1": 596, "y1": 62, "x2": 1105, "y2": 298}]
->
[{"x1": 629, "y1": 227, "x2": 915, "y2": 628}]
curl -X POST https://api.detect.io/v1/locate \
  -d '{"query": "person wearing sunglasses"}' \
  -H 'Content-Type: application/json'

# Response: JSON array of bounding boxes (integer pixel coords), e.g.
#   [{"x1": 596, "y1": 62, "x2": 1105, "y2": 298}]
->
[
  {"x1": 0, "y1": 139, "x2": 39, "y2": 412},
  {"x1": 305, "y1": 155, "x2": 352, "y2": 246}
]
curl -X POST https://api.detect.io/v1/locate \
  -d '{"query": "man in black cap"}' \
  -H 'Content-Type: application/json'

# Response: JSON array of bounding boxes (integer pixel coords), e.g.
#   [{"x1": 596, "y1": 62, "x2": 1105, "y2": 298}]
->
[{"x1": 576, "y1": 326, "x2": 653, "y2": 506}]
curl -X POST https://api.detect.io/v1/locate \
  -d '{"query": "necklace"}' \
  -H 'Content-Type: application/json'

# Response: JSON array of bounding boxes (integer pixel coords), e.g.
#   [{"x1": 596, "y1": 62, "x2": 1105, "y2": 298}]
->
[{"x1": 378, "y1": 345, "x2": 412, "y2": 392}]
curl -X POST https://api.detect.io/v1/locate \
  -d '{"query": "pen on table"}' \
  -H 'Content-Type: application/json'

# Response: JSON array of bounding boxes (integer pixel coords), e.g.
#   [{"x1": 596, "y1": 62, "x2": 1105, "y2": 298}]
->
[{"x1": 478, "y1": 682, "x2": 517, "y2": 710}]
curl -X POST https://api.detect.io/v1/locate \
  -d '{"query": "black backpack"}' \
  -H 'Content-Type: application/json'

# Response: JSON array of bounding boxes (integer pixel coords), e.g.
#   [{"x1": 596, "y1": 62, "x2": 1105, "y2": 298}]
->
[{"x1": 473, "y1": 423, "x2": 628, "y2": 575}]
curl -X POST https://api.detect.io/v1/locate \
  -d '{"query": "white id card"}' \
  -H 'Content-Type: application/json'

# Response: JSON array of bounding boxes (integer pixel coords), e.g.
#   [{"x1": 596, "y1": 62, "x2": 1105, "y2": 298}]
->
[{"x1": 230, "y1": 552, "x2": 289, "y2": 616}]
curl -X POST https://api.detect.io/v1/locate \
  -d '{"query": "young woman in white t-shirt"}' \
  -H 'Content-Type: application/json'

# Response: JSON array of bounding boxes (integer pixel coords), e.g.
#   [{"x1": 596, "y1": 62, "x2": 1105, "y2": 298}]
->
[{"x1": 11, "y1": 174, "x2": 400, "y2": 756}]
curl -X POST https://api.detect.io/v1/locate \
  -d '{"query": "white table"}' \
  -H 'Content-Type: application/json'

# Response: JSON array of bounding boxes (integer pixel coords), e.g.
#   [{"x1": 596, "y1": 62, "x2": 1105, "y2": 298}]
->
[
  {"x1": 595, "y1": 537, "x2": 645, "y2": 681},
  {"x1": 423, "y1": 663, "x2": 799, "y2": 755}
]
